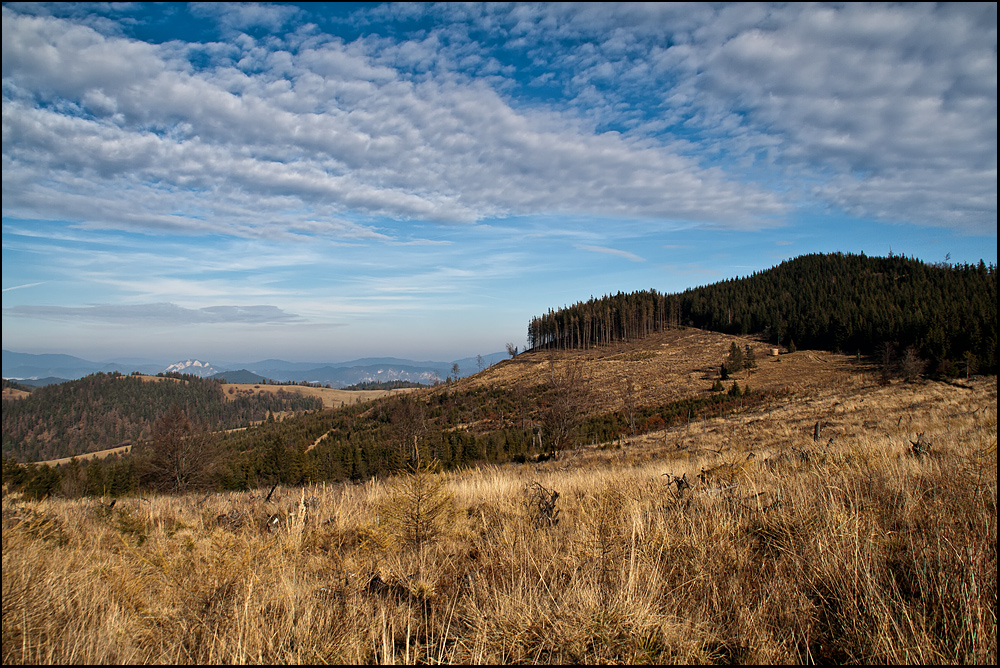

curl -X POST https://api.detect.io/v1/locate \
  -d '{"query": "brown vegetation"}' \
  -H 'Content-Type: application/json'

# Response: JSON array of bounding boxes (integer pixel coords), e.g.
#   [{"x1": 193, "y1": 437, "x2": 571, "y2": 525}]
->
[
  {"x1": 466, "y1": 329, "x2": 851, "y2": 416},
  {"x1": 37, "y1": 444, "x2": 133, "y2": 468},
  {"x1": 3, "y1": 349, "x2": 995, "y2": 663},
  {"x1": 218, "y1": 381, "x2": 417, "y2": 410},
  {"x1": 123, "y1": 373, "x2": 415, "y2": 409},
  {"x1": 1, "y1": 387, "x2": 31, "y2": 401}
]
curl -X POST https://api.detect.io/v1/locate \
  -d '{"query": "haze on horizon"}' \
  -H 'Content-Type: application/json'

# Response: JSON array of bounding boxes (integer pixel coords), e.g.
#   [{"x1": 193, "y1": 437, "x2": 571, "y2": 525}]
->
[{"x1": 2, "y1": 3, "x2": 996, "y2": 363}]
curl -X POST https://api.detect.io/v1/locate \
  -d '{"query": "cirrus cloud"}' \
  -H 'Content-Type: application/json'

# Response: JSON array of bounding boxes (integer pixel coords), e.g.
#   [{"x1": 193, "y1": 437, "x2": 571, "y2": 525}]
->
[{"x1": 2, "y1": 302, "x2": 305, "y2": 326}]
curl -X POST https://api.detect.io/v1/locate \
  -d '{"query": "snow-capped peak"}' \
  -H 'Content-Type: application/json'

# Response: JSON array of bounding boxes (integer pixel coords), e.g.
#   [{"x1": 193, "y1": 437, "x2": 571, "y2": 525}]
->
[{"x1": 163, "y1": 359, "x2": 218, "y2": 377}]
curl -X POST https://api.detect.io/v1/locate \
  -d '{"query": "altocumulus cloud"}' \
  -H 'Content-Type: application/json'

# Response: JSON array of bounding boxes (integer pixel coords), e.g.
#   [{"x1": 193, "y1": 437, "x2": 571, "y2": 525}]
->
[
  {"x1": 1, "y1": 5, "x2": 787, "y2": 239},
  {"x1": 1, "y1": 3, "x2": 994, "y2": 239},
  {"x1": 2, "y1": 303, "x2": 305, "y2": 326},
  {"x1": 361, "y1": 2, "x2": 996, "y2": 233}
]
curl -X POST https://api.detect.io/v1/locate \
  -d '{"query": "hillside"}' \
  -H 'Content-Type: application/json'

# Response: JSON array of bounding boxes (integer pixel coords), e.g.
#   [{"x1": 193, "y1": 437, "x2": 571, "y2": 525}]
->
[
  {"x1": 3, "y1": 318, "x2": 996, "y2": 662},
  {"x1": 1, "y1": 373, "x2": 324, "y2": 462},
  {"x1": 3, "y1": 251, "x2": 995, "y2": 494},
  {"x1": 528, "y1": 253, "x2": 997, "y2": 373},
  {"x1": 194, "y1": 330, "x2": 794, "y2": 491}
]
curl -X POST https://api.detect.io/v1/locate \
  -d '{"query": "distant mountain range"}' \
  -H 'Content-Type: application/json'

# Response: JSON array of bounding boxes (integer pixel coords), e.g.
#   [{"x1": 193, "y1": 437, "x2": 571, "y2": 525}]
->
[{"x1": 2, "y1": 350, "x2": 508, "y2": 388}]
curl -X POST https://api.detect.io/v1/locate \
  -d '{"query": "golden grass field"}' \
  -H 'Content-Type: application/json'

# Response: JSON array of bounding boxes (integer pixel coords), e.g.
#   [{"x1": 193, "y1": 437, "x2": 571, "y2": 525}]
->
[
  {"x1": 217, "y1": 381, "x2": 417, "y2": 410},
  {"x1": 2, "y1": 340, "x2": 996, "y2": 664},
  {"x1": 108, "y1": 372, "x2": 414, "y2": 410},
  {"x1": 1, "y1": 387, "x2": 31, "y2": 401}
]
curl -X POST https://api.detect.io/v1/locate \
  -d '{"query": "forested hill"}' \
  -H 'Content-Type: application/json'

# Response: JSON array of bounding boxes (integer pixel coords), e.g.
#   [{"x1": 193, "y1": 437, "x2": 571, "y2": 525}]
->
[
  {"x1": 528, "y1": 253, "x2": 996, "y2": 373},
  {"x1": 2, "y1": 373, "x2": 322, "y2": 462}
]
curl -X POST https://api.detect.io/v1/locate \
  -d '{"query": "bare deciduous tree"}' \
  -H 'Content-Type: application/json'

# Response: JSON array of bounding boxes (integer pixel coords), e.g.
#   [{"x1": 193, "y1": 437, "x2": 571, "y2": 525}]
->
[
  {"x1": 879, "y1": 341, "x2": 895, "y2": 385},
  {"x1": 619, "y1": 375, "x2": 639, "y2": 436},
  {"x1": 542, "y1": 362, "x2": 584, "y2": 455},
  {"x1": 391, "y1": 395, "x2": 426, "y2": 465},
  {"x1": 144, "y1": 404, "x2": 210, "y2": 493},
  {"x1": 900, "y1": 346, "x2": 925, "y2": 383}
]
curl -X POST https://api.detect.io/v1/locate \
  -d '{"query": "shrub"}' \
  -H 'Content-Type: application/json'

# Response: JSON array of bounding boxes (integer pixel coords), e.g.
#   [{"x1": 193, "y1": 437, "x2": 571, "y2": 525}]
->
[{"x1": 377, "y1": 460, "x2": 455, "y2": 551}]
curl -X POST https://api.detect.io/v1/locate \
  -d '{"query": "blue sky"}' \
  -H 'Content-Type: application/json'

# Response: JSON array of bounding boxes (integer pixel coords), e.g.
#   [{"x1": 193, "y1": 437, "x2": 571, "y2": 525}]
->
[{"x1": 2, "y1": 2, "x2": 996, "y2": 363}]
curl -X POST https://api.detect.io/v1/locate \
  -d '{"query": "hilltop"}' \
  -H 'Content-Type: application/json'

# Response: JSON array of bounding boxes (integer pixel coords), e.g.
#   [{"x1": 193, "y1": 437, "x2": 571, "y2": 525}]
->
[
  {"x1": 1, "y1": 373, "x2": 325, "y2": 462},
  {"x1": 528, "y1": 252, "x2": 996, "y2": 374}
]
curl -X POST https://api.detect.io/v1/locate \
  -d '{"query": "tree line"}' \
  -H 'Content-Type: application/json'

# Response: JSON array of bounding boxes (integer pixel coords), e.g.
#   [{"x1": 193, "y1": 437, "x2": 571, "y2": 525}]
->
[{"x1": 527, "y1": 253, "x2": 996, "y2": 374}]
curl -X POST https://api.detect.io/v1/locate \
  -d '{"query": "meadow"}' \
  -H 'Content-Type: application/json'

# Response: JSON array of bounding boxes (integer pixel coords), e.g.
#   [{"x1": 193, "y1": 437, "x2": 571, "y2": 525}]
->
[{"x1": 3, "y1": 370, "x2": 995, "y2": 664}]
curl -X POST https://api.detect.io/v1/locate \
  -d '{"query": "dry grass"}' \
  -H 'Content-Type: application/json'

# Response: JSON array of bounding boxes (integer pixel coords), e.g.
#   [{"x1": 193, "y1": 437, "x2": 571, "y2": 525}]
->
[
  {"x1": 219, "y1": 382, "x2": 417, "y2": 410},
  {"x1": 3, "y1": 374, "x2": 995, "y2": 664},
  {"x1": 467, "y1": 329, "x2": 863, "y2": 416},
  {"x1": 2, "y1": 388, "x2": 31, "y2": 401},
  {"x1": 37, "y1": 445, "x2": 134, "y2": 468},
  {"x1": 122, "y1": 373, "x2": 415, "y2": 409}
]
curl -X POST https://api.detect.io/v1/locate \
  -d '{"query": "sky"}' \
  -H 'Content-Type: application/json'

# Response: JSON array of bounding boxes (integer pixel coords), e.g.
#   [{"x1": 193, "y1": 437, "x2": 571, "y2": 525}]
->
[{"x1": 2, "y1": 2, "x2": 996, "y2": 364}]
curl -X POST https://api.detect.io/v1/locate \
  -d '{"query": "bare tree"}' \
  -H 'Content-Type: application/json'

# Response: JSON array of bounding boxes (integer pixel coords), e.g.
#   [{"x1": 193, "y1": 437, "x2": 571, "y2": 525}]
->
[
  {"x1": 506, "y1": 342, "x2": 518, "y2": 357},
  {"x1": 542, "y1": 362, "x2": 584, "y2": 456},
  {"x1": 144, "y1": 404, "x2": 210, "y2": 493},
  {"x1": 878, "y1": 341, "x2": 895, "y2": 385},
  {"x1": 391, "y1": 395, "x2": 426, "y2": 465},
  {"x1": 619, "y1": 375, "x2": 639, "y2": 436},
  {"x1": 900, "y1": 346, "x2": 925, "y2": 383}
]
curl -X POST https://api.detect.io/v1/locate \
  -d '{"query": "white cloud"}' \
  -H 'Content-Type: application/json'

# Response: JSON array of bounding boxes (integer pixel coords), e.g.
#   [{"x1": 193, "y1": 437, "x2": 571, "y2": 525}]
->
[
  {"x1": 2, "y1": 6, "x2": 788, "y2": 241},
  {"x1": 576, "y1": 245, "x2": 645, "y2": 263},
  {"x1": 188, "y1": 2, "x2": 304, "y2": 36},
  {"x1": 1, "y1": 281, "x2": 45, "y2": 293},
  {"x1": 402, "y1": 3, "x2": 995, "y2": 234},
  {"x1": 2, "y1": 302, "x2": 305, "y2": 325}
]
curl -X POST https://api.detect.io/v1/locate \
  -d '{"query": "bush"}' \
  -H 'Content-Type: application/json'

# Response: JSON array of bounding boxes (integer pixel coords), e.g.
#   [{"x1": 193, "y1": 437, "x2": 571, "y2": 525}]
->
[{"x1": 377, "y1": 460, "x2": 455, "y2": 551}]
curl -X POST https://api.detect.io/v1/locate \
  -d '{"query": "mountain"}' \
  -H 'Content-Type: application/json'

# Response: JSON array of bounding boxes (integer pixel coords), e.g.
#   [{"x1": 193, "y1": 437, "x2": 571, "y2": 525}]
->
[
  {"x1": 1, "y1": 350, "x2": 162, "y2": 381},
  {"x1": 236, "y1": 353, "x2": 508, "y2": 387},
  {"x1": 13, "y1": 377, "x2": 73, "y2": 388},
  {"x1": 164, "y1": 359, "x2": 220, "y2": 378},
  {"x1": 3, "y1": 350, "x2": 507, "y2": 386},
  {"x1": 209, "y1": 369, "x2": 271, "y2": 384}
]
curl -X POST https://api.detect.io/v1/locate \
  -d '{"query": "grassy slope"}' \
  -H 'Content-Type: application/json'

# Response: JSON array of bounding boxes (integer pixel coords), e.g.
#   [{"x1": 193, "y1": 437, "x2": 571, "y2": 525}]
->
[
  {"x1": 2, "y1": 341, "x2": 996, "y2": 664},
  {"x1": 218, "y1": 380, "x2": 417, "y2": 410}
]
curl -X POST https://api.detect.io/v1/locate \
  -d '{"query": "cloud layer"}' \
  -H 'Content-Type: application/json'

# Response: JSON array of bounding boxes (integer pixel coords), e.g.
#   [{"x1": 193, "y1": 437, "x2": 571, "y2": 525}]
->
[
  {"x1": 3, "y1": 302, "x2": 304, "y2": 326},
  {"x1": 2, "y1": 5, "x2": 791, "y2": 240},
  {"x1": 9, "y1": 3, "x2": 993, "y2": 241}
]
